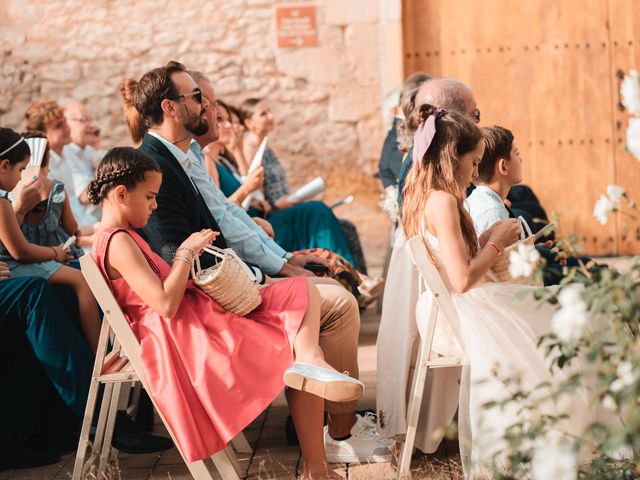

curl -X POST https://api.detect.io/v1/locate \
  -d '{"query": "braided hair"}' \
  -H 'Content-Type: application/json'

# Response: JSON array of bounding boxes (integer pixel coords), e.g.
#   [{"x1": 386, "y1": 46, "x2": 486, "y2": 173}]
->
[{"x1": 88, "y1": 147, "x2": 161, "y2": 205}]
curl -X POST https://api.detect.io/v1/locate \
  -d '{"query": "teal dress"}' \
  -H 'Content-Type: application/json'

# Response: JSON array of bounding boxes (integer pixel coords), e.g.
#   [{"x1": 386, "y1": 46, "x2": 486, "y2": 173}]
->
[{"x1": 215, "y1": 161, "x2": 355, "y2": 266}]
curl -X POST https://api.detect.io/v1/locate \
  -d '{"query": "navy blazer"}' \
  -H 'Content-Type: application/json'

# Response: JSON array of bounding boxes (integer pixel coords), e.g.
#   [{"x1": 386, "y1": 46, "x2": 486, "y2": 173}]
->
[{"x1": 138, "y1": 133, "x2": 228, "y2": 269}]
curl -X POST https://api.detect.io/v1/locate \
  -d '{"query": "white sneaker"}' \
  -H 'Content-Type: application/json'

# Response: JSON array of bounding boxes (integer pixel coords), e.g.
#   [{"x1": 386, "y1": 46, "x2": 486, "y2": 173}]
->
[{"x1": 324, "y1": 414, "x2": 393, "y2": 463}]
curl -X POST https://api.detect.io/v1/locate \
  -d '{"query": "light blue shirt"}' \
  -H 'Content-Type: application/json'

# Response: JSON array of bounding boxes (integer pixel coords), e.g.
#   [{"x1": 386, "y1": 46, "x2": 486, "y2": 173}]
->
[
  {"x1": 186, "y1": 141, "x2": 291, "y2": 275},
  {"x1": 465, "y1": 185, "x2": 510, "y2": 236}
]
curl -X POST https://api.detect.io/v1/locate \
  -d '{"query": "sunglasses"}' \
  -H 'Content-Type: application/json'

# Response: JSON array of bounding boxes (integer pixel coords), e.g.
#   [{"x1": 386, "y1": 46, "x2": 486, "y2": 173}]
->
[{"x1": 169, "y1": 89, "x2": 203, "y2": 104}]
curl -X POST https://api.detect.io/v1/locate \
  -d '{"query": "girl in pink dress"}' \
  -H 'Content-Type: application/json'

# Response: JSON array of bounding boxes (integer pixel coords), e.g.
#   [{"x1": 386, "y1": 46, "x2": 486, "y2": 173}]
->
[{"x1": 89, "y1": 147, "x2": 362, "y2": 479}]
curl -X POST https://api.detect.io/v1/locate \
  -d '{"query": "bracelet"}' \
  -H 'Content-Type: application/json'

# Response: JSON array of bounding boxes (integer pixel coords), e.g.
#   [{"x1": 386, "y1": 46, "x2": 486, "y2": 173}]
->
[
  {"x1": 176, "y1": 246, "x2": 195, "y2": 259},
  {"x1": 50, "y1": 246, "x2": 57, "y2": 260},
  {"x1": 487, "y1": 242, "x2": 502, "y2": 256},
  {"x1": 173, "y1": 253, "x2": 192, "y2": 265}
]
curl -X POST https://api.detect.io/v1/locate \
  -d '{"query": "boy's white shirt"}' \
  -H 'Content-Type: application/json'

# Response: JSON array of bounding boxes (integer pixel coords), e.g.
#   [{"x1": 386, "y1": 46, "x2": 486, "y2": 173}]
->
[{"x1": 464, "y1": 185, "x2": 510, "y2": 236}]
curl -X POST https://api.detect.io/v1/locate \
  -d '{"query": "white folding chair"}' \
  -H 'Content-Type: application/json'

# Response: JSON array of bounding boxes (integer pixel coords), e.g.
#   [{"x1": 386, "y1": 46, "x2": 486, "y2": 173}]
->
[
  {"x1": 397, "y1": 236, "x2": 466, "y2": 478},
  {"x1": 73, "y1": 254, "x2": 250, "y2": 480}
]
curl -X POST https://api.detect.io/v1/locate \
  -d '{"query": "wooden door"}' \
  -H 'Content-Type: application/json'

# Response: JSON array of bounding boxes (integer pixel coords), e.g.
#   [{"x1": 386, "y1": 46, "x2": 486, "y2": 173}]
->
[{"x1": 403, "y1": 0, "x2": 640, "y2": 255}]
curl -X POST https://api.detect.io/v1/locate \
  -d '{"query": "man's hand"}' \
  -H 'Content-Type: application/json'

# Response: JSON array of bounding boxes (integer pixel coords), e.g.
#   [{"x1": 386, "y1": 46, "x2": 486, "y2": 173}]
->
[
  {"x1": 288, "y1": 253, "x2": 332, "y2": 269},
  {"x1": 277, "y1": 261, "x2": 314, "y2": 277},
  {"x1": 0, "y1": 261, "x2": 11, "y2": 282},
  {"x1": 535, "y1": 240, "x2": 554, "y2": 249},
  {"x1": 12, "y1": 176, "x2": 44, "y2": 218}
]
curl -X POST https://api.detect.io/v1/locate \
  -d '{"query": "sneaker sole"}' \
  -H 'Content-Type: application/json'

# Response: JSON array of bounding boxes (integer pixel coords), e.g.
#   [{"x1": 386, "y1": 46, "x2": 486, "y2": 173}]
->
[
  {"x1": 325, "y1": 452, "x2": 393, "y2": 463},
  {"x1": 283, "y1": 371, "x2": 364, "y2": 403}
]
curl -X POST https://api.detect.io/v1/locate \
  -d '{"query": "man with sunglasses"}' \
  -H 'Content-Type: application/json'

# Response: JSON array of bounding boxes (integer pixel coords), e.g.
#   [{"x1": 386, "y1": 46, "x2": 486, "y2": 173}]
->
[{"x1": 133, "y1": 61, "x2": 392, "y2": 464}]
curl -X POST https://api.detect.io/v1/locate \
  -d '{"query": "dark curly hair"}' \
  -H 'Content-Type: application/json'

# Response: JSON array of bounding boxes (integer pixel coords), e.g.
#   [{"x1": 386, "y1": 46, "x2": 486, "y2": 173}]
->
[
  {"x1": 0, "y1": 128, "x2": 30, "y2": 165},
  {"x1": 133, "y1": 60, "x2": 187, "y2": 129},
  {"x1": 88, "y1": 147, "x2": 161, "y2": 205}
]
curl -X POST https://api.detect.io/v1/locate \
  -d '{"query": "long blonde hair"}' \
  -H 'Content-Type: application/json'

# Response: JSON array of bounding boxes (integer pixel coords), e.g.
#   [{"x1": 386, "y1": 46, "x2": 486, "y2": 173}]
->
[{"x1": 401, "y1": 104, "x2": 482, "y2": 257}]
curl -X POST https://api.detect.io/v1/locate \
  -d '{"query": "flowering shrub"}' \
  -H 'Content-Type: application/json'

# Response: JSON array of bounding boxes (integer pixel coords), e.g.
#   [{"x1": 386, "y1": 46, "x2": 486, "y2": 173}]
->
[
  {"x1": 451, "y1": 71, "x2": 640, "y2": 479},
  {"x1": 379, "y1": 184, "x2": 400, "y2": 222},
  {"x1": 473, "y1": 187, "x2": 640, "y2": 479}
]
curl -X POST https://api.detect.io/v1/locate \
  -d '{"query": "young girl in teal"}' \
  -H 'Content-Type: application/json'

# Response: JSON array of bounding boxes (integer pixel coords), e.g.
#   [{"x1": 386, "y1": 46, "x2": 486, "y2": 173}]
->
[{"x1": 0, "y1": 127, "x2": 100, "y2": 351}]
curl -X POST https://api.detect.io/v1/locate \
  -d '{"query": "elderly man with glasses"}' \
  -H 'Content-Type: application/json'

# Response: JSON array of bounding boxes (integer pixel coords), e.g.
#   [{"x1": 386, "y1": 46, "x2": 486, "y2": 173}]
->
[
  {"x1": 396, "y1": 77, "x2": 481, "y2": 207},
  {"x1": 64, "y1": 102, "x2": 106, "y2": 170}
]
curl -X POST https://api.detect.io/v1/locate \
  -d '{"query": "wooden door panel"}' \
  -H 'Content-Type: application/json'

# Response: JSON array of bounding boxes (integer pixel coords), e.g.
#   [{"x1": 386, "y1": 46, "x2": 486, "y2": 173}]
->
[{"x1": 402, "y1": 0, "x2": 626, "y2": 254}]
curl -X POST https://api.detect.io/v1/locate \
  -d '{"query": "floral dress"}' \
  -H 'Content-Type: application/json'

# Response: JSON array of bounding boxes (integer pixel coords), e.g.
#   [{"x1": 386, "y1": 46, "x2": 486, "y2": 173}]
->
[
  {"x1": 0, "y1": 187, "x2": 62, "y2": 279},
  {"x1": 21, "y1": 180, "x2": 83, "y2": 258}
]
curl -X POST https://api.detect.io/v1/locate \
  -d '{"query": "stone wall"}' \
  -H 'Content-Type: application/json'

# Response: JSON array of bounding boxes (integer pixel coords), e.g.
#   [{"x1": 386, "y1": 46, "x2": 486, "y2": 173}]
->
[{"x1": 0, "y1": 0, "x2": 403, "y2": 267}]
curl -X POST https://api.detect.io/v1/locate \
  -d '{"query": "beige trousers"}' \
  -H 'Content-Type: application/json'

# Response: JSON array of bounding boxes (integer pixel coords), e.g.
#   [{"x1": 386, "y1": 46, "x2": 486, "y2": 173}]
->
[{"x1": 275, "y1": 276, "x2": 361, "y2": 414}]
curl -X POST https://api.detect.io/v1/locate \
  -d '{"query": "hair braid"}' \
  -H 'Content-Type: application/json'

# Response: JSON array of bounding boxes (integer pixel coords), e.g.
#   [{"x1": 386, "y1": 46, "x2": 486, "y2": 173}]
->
[{"x1": 88, "y1": 147, "x2": 161, "y2": 205}]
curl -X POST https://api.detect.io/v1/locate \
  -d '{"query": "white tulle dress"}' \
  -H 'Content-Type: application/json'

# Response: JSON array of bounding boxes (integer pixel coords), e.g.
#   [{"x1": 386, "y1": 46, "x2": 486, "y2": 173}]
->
[
  {"x1": 418, "y1": 230, "x2": 591, "y2": 474},
  {"x1": 378, "y1": 226, "x2": 593, "y2": 477}
]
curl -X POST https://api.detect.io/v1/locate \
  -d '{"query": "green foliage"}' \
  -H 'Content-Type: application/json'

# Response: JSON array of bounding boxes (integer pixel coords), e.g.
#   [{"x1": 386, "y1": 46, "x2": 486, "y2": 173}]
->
[{"x1": 476, "y1": 212, "x2": 640, "y2": 479}]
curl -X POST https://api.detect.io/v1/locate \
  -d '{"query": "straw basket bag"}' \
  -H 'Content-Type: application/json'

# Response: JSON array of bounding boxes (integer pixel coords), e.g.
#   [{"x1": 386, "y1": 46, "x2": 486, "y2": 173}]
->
[
  {"x1": 191, "y1": 245, "x2": 262, "y2": 316},
  {"x1": 491, "y1": 216, "x2": 543, "y2": 286}
]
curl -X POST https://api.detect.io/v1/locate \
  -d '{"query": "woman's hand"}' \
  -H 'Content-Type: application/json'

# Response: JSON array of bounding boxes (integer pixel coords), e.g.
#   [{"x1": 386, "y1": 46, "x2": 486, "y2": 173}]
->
[
  {"x1": 243, "y1": 166, "x2": 264, "y2": 194},
  {"x1": 181, "y1": 229, "x2": 219, "y2": 255},
  {"x1": 488, "y1": 218, "x2": 520, "y2": 251},
  {"x1": 12, "y1": 176, "x2": 44, "y2": 218},
  {"x1": 252, "y1": 217, "x2": 275, "y2": 238},
  {"x1": 0, "y1": 261, "x2": 10, "y2": 281},
  {"x1": 52, "y1": 244, "x2": 69, "y2": 264}
]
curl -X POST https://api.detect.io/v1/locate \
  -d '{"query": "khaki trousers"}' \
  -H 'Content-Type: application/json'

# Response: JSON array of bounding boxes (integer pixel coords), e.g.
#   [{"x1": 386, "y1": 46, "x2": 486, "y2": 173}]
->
[{"x1": 276, "y1": 276, "x2": 361, "y2": 414}]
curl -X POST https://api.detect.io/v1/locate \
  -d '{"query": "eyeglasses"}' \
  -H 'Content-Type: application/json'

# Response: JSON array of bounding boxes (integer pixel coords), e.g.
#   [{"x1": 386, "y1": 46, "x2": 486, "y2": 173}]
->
[
  {"x1": 169, "y1": 89, "x2": 203, "y2": 104},
  {"x1": 472, "y1": 108, "x2": 481, "y2": 123},
  {"x1": 66, "y1": 116, "x2": 92, "y2": 123}
]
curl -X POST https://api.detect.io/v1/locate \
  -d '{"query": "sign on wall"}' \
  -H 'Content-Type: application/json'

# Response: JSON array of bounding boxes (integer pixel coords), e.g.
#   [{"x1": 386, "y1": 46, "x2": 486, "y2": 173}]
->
[{"x1": 275, "y1": 5, "x2": 318, "y2": 48}]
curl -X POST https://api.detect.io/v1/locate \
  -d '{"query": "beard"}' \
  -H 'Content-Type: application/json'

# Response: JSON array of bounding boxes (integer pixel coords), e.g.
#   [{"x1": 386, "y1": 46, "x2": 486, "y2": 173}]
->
[{"x1": 181, "y1": 107, "x2": 209, "y2": 137}]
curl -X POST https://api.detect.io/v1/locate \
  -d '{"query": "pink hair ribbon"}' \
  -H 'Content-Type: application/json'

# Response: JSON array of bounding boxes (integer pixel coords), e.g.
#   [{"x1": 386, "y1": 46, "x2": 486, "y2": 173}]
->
[{"x1": 411, "y1": 106, "x2": 447, "y2": 166}]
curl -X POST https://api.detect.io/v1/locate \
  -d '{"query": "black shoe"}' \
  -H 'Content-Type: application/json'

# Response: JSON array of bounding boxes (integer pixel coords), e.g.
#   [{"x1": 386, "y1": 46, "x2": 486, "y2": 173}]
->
[
  {"x1": 133, "y1": 390, "x2": 156, "y2": 432},
  {"x1": 0, "y1": 439, "x2": 60, "y2": 470},
  {"x1": 112, "y1": 411, "x2": 173, "y2": 454}
]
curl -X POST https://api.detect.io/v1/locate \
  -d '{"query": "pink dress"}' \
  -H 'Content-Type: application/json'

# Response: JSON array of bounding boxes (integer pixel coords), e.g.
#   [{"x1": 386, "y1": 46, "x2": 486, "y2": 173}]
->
[{"x1": 94, "y1": 228, "x2": 307, "y2": 462}]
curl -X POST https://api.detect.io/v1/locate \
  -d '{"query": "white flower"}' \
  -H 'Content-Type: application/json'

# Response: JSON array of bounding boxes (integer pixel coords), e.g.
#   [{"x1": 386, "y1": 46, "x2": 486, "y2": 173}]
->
[
  {"x1": 610, "y1": 361, "x2": 636, "y2": 393},
  {"x1": 606, "y1": 443, "x2": 634, "y2": 461},
  {"x1": 620, "y1": 69, "x2": 640, "y2": 116},
  {"x1": 606, "y1": 184, "x2": 625, "y2": 205},
  {"x1": 593, "y1": 194, "x2": 615, "y2": 225},
  {"x1": 551, "y1": 285, "x2": 589, "y2": 343},
  {"x1": 602, "y1": 395, "x2": 617, "y2": 412},
  {"x1": 626, "y1": 117, "x2": 640, "y2": 161},
  {"x1": 379, "y1": 185, "x2": 399, "y2": 222},
  {"x1": 532, "y1": 435, "x2": 577, "y2": 480},
  {"x1": 508, "y1": 243, "x2": 540, "y2": 278}
]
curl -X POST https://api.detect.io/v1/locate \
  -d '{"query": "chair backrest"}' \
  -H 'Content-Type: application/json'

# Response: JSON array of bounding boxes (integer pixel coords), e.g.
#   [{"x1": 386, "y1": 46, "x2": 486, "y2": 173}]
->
[
  {"x1": 79, "y1": 254, "x2": 146, "y2": 384},
  {"x1": 406, "y1": 236, "x2": 465, "y2": 351}
]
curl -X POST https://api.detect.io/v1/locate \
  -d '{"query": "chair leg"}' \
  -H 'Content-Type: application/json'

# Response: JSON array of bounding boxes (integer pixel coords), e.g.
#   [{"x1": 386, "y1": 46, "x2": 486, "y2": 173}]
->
[
  {"x1": 92, "y1": 383, "x2": 114, "y2": 455},
  {"x1": 225, "y1": 445, "x2": 244, "y2": 476},
  {"x1": 210, "y1": 450, "x2": 242, "y2": 480},
  {"x1": 398, "y1": 340, "x2": 430, "y2": 478},
  {"x1": 72, "y1": 377, "x2": 102, "y2": 480},
  {"x1": 230, "y1": 432, "x2": 252, "y2": 454},
  {"x1": 98, "y1": 382, "x2": 123, "y2": 478}
]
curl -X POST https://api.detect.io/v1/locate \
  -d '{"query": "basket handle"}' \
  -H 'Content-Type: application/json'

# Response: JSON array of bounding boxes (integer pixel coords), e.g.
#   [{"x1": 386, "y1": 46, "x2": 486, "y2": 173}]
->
[
  {"x1": 516, "y1": 216, "x2": 533, "y2": 240},
  {"x1": 190, "y1": 245, "x2": 226, "y2": 278}
]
